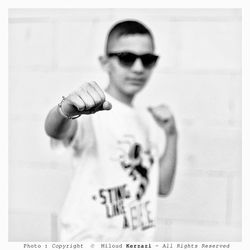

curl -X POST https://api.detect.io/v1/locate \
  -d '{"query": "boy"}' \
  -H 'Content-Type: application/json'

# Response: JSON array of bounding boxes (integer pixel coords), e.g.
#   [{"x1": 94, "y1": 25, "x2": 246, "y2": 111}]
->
[{"x1": 45, "y1": 20, "x2": 177, "y2": 241}]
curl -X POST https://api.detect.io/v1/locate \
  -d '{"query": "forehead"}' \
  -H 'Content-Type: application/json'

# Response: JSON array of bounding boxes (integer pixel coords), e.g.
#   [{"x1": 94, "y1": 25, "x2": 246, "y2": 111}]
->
[{"x1": 108, "y1": 34, "x2": 154, "y2": 54}]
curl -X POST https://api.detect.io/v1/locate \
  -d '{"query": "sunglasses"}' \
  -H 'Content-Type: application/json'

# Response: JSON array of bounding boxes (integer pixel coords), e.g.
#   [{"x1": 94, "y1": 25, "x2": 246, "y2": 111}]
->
[{"x1": 107, "y1": 52, "x2": 159, "y2": 69}]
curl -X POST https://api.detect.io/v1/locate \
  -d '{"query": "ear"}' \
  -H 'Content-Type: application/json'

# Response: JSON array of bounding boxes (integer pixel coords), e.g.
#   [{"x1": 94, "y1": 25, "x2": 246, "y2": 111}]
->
[{"x1": 99, "y1": 55, "x2": 111, "y2": 72}]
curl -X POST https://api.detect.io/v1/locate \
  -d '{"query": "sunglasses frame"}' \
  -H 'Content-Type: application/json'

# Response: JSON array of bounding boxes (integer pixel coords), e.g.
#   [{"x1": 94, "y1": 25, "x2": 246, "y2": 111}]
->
[{"x1": 107, "y1": 52, "x2": 159, "y2": 69}]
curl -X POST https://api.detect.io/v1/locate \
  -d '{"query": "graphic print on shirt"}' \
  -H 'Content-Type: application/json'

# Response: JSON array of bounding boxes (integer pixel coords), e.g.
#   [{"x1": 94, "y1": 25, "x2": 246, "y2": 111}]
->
[
  {"x1": 117, "y1": 134, "x2": 154, "y2": 200},
  {"x1": 94, "y1": 183, "x2": 154, "y2": 231},
  {"x1": 92, "y1": 134, "x2": 155, "y2": 231},
  {"x1": 98, "y1": 184, "x2": 131, "y2": 220}
]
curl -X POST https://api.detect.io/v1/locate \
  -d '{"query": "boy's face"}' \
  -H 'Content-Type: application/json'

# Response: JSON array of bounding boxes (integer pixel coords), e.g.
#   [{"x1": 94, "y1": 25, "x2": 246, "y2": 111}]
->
[{"x1": 104, "y1": 34, "x2": 157, "y2": 97}]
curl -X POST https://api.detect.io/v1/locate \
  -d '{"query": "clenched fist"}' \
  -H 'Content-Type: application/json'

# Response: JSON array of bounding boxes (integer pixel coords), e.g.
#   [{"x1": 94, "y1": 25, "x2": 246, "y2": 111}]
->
[
  {"x1": 148, "y1": 105, "x2": 177, "y2": 136},
  {"x1": 60, "y1": 81, "x2": 112, "y2": 118}
]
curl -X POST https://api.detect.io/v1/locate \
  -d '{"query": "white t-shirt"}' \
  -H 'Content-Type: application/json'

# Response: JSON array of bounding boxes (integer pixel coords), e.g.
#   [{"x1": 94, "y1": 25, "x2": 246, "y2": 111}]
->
[{"x1": 57, "y1": 94, "x2": 166, "y2": 242}]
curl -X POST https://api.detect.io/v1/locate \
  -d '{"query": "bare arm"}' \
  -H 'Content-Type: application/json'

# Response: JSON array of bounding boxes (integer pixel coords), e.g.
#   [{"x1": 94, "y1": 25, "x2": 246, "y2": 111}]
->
[
  {"x1": 159, "y1": 133, "x2": 177, "y2": 196},
  {"x1": 44, "y1": 81, "x2": 112, "y2": 142},
  {"x1": 148, "y1": 105, "x2": 178, "y2": 196},
  {"x1": 44, "y1": 105, "x2": 77, "y2": 141}
]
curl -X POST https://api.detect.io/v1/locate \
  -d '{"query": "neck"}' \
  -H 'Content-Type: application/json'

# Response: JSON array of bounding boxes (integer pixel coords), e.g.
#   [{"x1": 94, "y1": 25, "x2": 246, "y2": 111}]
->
[{"x1": 105, "y1": 85, "x2": 135, "y2": 106}]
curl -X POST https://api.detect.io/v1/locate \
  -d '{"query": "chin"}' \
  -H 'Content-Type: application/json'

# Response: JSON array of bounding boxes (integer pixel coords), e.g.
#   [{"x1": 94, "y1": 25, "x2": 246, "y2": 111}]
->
[{"x1": 124, "y1": 88, "x2": 143, "y2": 98}]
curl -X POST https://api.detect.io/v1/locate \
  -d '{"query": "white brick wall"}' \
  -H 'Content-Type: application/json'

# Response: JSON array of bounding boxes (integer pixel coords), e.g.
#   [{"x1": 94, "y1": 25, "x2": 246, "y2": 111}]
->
[
  {"x1": 8, "y1": 8, "x2": 241, "y2": 241},
  {"x1": 9, "y1": 21, "x2": 55, "y2": 70}
]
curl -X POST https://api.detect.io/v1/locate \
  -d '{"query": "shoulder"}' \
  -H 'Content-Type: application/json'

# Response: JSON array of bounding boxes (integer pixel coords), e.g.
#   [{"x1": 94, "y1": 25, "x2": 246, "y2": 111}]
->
[{"x1": 136, "y1": 106, "x2": 156, "y2": 126}]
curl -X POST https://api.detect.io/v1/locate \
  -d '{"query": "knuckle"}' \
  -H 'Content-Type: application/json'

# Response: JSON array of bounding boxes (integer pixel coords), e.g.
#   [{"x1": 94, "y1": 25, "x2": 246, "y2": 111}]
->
[
  {"x1": 96, "y1": 99, "x2": 104, "y2": 106},
  {"x1": 85, "y1": 99, "x2": 95, "y2": 109},
  {"x1": 88, "y1": 81, "x2": 98, "y2": 89},
  {"x1": 80, "y1": 82, "x2": 89, "y2": 90},
  {"x1": 93, "y1": 96, "x2": 101, "y2": 105},
  {"x1": 86, "y1": 81, "x2": 93, "y2": 87},
  {"x1": 101, "y1": 92, "x2": 106, "y2": 100},
  {"x1": 78, "y1": 100, "x2": 85, "y2": 109},
  {"x1": 93, "y1": 82, "x2": 105, "y2": 95},
  {"x1": 67, "y1": 92, "x2": 77, "y2": 102},
  {"x1": 91, "y1": 81, "x2": 99, "y2": 87},
  {"x1": 79, "y1": 85, "x2": 87, "y2": 92}
]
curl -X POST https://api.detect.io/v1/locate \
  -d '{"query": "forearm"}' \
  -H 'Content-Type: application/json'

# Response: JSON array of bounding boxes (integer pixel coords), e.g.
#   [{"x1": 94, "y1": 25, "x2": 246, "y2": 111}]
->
[
  {"x1": 44, "y1": 105, "x2": 77, "y2": 140},
  {"x1": 159, "y1": 133, "x2": 178, "y2": 196}
]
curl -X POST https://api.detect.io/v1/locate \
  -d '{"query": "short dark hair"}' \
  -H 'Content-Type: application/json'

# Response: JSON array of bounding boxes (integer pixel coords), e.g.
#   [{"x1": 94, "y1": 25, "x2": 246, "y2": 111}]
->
[{"x1": 105, "y1": 20, "x2": 155, "y2": 54}]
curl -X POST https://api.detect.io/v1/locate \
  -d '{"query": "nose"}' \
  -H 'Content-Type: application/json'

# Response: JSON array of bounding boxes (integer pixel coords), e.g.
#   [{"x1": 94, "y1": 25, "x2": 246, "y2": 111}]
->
[{"x1": 131, "y1": 58, "x2": 144, "y2": 73}]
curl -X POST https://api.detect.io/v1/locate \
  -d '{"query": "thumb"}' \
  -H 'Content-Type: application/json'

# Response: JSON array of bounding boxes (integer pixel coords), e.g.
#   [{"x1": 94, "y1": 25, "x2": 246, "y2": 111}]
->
[
  {"x1": 148, "y1": 106, "x2": 160, "y2": 121},
  {"x1": 147, "y1": 106, "x2": 155, "y2": 115},
  {"x1": 101, "y1": 100, "x2": 112, "y2": 111}
]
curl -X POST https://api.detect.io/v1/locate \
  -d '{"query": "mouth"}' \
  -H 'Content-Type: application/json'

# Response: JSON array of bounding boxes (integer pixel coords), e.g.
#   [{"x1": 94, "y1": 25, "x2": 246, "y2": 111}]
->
[{"x1": 126, "y1": 77, "x2": 146, "y2": 84}]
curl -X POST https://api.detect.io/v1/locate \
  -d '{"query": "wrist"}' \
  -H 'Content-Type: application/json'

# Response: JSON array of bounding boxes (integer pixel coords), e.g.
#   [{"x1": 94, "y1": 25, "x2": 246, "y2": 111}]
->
[
  {"x1": 58, "y1": 96, "x2": 81, "y2": 120},
  {"x1": 164, "y1": 129, "x2": 178, "y2": 138}
]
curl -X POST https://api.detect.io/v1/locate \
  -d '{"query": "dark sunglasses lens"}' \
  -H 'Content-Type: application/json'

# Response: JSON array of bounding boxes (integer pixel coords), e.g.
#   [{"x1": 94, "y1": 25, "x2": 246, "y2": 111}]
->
[
  {"x1": 108, "y1": 52, "x2": 159, "y2": 68},
  {"x1": 141, "y1": 54, "x2": 158, "y2": 68},
  {"x1": 118, "y1": 53, "x2": 137, "y2": 67}
]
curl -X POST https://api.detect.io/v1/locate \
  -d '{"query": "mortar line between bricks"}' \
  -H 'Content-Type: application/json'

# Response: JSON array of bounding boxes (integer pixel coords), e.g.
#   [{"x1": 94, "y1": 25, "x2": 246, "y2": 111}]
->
[
  {"x1": 8, "y1": 17, "x2": 53, "y2": 23},
  {"x1": 157, "y1": 217, "x2": 232, "y2": 227},
  {"x1": 9, "y1": 162, "x2": 72, "y2": 171},
  {"x1": 50, "y1": 212, "x2": 59, "y2": 241},
  {"x1": 8, "y1": 16, "x2": 242, "y2": 23},
  {"x1": 51, "y1": 20, "x2": 58, "y2": 71},
  {"x1": 9, "y1": 67, "x2": 242, "y2": 75},
  {"x1": 9, "y1": 208, "x2": 59, "y2": 215},
  {"x1": 225, "y1": 175, "x2": 234, "y2": 225}
]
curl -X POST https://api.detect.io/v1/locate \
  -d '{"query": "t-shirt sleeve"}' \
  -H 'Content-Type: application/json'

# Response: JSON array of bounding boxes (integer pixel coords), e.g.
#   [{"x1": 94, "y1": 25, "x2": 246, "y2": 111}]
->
[{"x1": 50, "y1": 116, "x2": 91, "y2": 155}]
